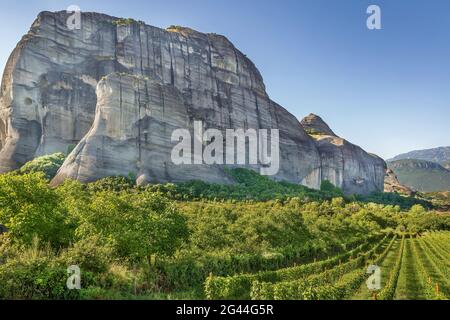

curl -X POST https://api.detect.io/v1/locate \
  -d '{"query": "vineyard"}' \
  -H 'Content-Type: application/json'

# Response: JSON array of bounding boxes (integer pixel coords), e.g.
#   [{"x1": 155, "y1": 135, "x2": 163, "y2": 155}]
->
[
  {"x1": 0, "y1": 170, "x2": 449, "y2": 300},
  {"x1": 205, "y1": 231, "x2": 450, "y2": 300}
]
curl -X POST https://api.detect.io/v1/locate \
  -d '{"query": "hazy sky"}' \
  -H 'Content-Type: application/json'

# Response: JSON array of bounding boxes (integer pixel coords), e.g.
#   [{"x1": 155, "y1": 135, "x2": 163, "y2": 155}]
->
[{"x1": 0, "y1": 0, "x2": 449, "y2": 159}]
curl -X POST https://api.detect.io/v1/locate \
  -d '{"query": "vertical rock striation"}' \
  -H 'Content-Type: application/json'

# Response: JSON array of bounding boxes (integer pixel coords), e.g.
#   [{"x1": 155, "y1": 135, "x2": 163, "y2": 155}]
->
[{"x1": 0, "y1": 11, "x2": 385, "y2": 194}]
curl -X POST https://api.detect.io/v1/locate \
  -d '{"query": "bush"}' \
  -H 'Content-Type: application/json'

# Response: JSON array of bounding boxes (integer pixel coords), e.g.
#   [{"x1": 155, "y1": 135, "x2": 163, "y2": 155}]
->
[
  {"x1": 112, "y1": 18, "x2": 136, "y2": 26},
  {"x1": 0, "y1": 240, "x2": 85, "y2": 299},
  {"x1": 320, "y1": 180, "x2": 344, "y2": 197},
  {"x1": 87, "y1": 176, "x2": 135, "y2": 192},
  {"x1": 74, "y1": 191, "x2": 189, "y2": 262},
  {"x1": 59, "y1": 235, "x2": 114, "y2": 274},
  {"x1": 0, "y1": 172, "x2": 75, "y2": 248},
  {"x1": 19, "y1": 153, "x2": 66, "y2": 180}
]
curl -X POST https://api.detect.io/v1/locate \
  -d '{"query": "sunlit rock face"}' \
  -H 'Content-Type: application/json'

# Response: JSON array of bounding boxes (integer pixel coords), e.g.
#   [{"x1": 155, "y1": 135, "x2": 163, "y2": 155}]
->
[
  {"x1": 384, "y1": 168, "x2": 414, "y2": 196},
  {"x1": 300, "y1": 114, "x2": 386, "y2": 195},
  {"x1": 51, "y1": 73, "x2": 238, "y2": 185},
  {"x1": 0, "y1": 11, "x2": 385, "y2": 194}
]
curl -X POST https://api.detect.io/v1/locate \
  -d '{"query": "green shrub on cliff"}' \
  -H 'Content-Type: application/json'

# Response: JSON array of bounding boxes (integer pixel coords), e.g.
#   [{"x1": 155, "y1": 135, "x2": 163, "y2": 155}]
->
[{"x1": 112, "y1": 18, "x2": 136, "y2": 26}]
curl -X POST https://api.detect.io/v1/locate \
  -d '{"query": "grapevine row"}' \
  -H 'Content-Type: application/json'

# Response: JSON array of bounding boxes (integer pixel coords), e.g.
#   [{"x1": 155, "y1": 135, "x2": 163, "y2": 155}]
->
[
  {"x1": 410, "y1": 236, "x2": 446, "y2": 300},
  {"x1": 416, "y1": 238, "x2": 450, "y2": 289},
  {"x1": 377, "y1": 235, "x2": 405, "y2": 300},
  {"x1": 422, "y1": 237, "x2": 447, "y2": 263},
  {"x1": 205, "y1": 234, "x2": 388, "y2": 299},
  {"x1": 249, "y1": 235, "x2": 397, "y2": 300}
]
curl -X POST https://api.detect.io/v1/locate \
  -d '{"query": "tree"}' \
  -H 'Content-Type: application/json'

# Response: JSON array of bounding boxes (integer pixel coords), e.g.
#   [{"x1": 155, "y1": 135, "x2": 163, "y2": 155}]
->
[
  {"x1": 75, "y1": 191, "x2": 189, "y2": 263},
  {"x1": 0, "y1": 172, "x2": 74, "y2": 248},
  {"x1": 19, "y1": 153, "x2": 66, "y2": 180},
  {"x1": 320, "y1": 180, "x2": 344, "y2": 197}
]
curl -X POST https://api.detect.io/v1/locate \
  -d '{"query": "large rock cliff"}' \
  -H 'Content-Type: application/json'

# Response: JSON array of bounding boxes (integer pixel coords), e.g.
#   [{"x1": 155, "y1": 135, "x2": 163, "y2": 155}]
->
[
  {"x1": 300, "y1": 114, "x2": 386, "y2": 195},
  {"x1": 0, "y1": 11, "x2": 385, "y2": 194}
]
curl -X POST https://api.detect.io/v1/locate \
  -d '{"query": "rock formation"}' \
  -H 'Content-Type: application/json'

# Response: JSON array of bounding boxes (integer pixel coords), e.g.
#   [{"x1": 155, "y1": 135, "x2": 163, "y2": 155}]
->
[
  {"x1": 384, "y1": 168, "x2": 414, "y2": 196},
  {"x1": 0, "y1": 11, "x2": 386, "y2": 194},
  {"x1": 300, "y1": 114, "x2": 386, "y2": 195}
]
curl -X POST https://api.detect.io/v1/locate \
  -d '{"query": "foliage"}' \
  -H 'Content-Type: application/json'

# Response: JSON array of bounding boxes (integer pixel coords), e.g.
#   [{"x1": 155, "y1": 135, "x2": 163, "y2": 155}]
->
[
  {"x1": 141, "y1": 168, "x2": 431, "y2": 209},
  {"x1": 0, "y1": 237, "x2": 134, "y2": 299},
  {"x1": 320, "y1": 180, "x2": 344, "y2": 197},
  {"x1": 19, "y1": 153, "x2": 66, "y2": 180},
  {"x1": 356, "y1": 191, "x2": 431, "y2": 210},
  {"x1": 377, "y1": 236, "x2": 405, "y2": 300},
  {"x1": 87, "y1": 176, "x2": 135, "y2": 192},
  {"x1": 422, "y1": 191, "x2": 450, "y2": 210},
  {"x1": 73, "y1": 191, "x2": 189, "y2": 262},
  {"x1": 0, "y1": 168, "x2": 448, "y2": 300},
  {"x1": 249, "y1": 235, "x2": 397, "y2": 300},
  {"x1": 112, "y1": 18, "x2": 136, "y2": 26},
  {"x1": 204, "y1": 235, "x2": 387, "y2": 300},
  {"x1": 409, "y1": 236, "x2": 445, "y2": 300},
  {"x1": 0, "y1": 172, "x2": 75, "y2": 248}
]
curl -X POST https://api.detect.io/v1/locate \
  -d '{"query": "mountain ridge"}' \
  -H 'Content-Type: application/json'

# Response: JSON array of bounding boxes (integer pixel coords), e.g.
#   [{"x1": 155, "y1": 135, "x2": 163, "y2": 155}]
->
[
  {"x1": 387, "y1": 159, "x2": 450, "y2": 192},
  {"x1": 389, "y1": 146, "x2": 450, "y2": 164}
]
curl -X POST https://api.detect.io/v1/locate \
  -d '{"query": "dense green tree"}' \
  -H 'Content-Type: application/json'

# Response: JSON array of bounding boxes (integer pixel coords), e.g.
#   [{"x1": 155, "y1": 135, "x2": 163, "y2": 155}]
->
[
  {"x1": 0, "y1": 172, "x2": 74, "y2": 248},
  {"x1": 74, "y1": 191, "x2": 189, "y2": 263},
  {"x1": 19, "y1": 153, "x2": 66, "y2": 180}
]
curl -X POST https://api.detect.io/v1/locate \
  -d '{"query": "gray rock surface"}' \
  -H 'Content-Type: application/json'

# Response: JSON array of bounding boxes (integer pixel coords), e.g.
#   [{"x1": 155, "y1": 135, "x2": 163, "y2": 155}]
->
[
  {"x1": 0, "y1": 11, "x2": 386, "y2": 194},
  {"x1": 384, "y1": 168, "x2": 414, "y2": 196},
  {"x1": 300, "y1": 114, "x2": 386, "y2": 194}
]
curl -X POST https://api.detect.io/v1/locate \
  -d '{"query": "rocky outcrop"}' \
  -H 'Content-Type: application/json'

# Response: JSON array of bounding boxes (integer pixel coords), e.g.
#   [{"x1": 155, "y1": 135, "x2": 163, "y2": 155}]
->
[
  {"x1": 300, "y1": 114, "x2": 386, "y2": 195},
  {"x1": 0, "y1": 11, "x2": 385, "y2": 194},
  {"x1": 384, "y1": 168, "x2": 414, "y2": 196}
]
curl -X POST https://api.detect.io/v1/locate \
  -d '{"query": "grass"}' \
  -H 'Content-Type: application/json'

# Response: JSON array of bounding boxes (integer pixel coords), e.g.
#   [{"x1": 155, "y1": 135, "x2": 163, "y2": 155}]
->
[
  {"x1": 394, "y1": 238, "x2": 425, "y2": 300},
  {"x1": 351, "y1": 239, "x2": 401, "y2": 300}
]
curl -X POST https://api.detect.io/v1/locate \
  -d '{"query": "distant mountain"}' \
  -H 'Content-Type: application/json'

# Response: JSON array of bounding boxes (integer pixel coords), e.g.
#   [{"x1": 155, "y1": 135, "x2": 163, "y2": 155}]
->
[
  {"x1": 389, "y1": 146, "x2": 450, "y2": 164},
  {"x1": 387, "y1": 159, "x2": 450, "y2": 192}
]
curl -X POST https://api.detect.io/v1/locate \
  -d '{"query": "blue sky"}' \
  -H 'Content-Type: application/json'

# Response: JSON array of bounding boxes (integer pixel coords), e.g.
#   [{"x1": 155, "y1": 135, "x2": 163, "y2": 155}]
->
[{"x1": 0, "y1": 0, "x2": 449, "y2": 159}]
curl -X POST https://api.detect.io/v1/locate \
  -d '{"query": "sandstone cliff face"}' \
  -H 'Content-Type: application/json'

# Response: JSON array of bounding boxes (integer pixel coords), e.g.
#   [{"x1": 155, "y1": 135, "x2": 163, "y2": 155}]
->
[
  {"x1": 51, "y1": 72, "x2": 238, "y2": 185},
  {"x1": 0, "y1": 11, "x2": 385, "y2": 194},
  {"x1": 300, "y1": 114, "x2": 386, "y2": 195}
]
